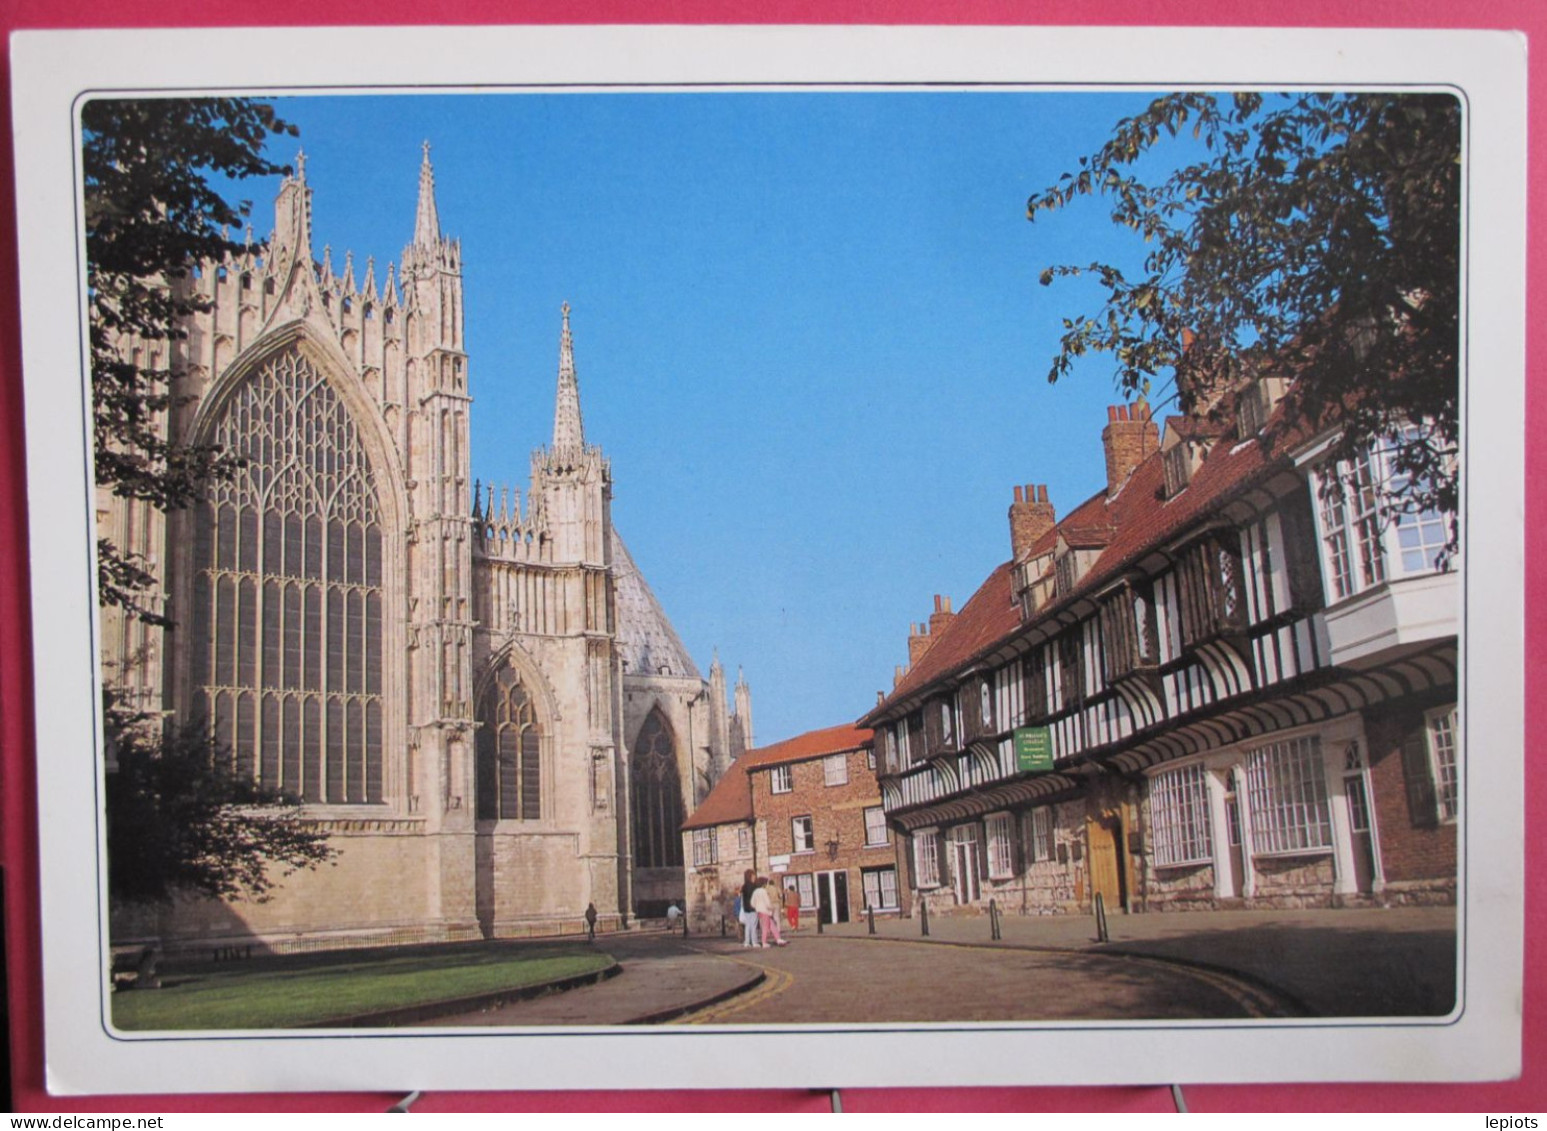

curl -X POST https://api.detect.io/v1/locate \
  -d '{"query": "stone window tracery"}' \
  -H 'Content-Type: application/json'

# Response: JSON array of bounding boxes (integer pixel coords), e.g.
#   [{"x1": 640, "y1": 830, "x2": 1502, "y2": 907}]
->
[
  {"x1": 630, "y1": 708, "x2": 683, "y2": 869},
  {"x1": 476, "y1": 665, "x2": 543, "y2": 821},
  {"x1": 190, "y1": 347, "x2": 385, "y2": 804}
]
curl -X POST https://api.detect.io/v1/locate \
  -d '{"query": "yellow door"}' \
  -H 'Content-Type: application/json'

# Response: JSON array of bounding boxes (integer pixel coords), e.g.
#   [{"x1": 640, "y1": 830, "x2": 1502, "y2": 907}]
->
[{"x1": 1086, "y1": 814, "x2": 1124, "y2": 912}]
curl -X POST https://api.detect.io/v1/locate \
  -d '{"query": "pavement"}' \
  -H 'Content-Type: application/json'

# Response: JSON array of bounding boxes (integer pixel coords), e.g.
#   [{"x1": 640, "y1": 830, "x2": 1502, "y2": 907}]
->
[{"x1": 419, "y1": 905, "x2": 1457, "y2": 1027}]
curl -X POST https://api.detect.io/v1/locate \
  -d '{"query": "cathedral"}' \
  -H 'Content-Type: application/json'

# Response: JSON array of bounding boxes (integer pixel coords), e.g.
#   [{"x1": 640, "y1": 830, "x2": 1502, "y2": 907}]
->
[{"x1": 100, "y1": 146, "x2": 752, "y2": 950}]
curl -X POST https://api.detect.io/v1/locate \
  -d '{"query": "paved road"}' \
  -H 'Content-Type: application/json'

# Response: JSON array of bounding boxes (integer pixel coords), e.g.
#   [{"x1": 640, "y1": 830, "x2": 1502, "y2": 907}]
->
[
  {"x1": 427, "y1": 928, "x2": 1292, "y2": 1027},
  {"x1": 675, "y1": 935, "x2": 1290, "y2": 1024}
]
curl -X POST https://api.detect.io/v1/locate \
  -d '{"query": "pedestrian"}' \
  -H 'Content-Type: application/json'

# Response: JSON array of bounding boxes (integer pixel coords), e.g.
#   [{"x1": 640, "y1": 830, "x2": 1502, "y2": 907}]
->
[
  {"x1": 584, "y1": 901, "x2": 597, "y2": 942},
  {"x1": 783, "y1": 879, "x2": 800, "y2": 932},
  {"x1": 752, "y1": 877, "x2": 786, "y2": 946},
  {"x1": 666, "y1": 902, "x2": 682, "y2": 923},
  {"x1": 740, "y1": 868, "x2": 760, "y2": 948}
]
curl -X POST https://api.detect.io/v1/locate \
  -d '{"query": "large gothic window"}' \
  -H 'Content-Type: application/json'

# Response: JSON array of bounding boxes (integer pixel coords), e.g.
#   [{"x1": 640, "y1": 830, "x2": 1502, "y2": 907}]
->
[
  {"x1": 475, "y1": 665, "x2": 542, "y2": 821},
  {"x1": 189, "y1": 348, "x2": 385, "y2": 804},
  {"x1": 631, "y1": 708, "x2": 683, "y2": 869}
]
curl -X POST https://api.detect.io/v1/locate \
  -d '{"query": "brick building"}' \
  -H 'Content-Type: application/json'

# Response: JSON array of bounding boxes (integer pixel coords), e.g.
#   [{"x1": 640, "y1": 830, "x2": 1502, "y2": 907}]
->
[
  {"x1": 860, "y1": 374, "x2": 1458, "y2": 919},
  {"x1": 681, "y1": 723, "x2": 910, "y2": 932}
]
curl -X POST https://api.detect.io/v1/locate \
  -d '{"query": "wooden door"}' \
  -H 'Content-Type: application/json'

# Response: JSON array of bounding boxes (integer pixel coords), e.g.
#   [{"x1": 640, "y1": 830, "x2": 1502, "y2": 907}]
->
[{"x1": 1086, "y1": 813, "x2": 1125, "y2": 912}]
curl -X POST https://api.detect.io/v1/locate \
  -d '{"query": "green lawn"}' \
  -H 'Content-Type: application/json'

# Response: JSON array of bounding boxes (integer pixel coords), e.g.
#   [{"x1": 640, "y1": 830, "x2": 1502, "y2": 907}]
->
[{"x1": 110, "y1": 942, "x2": 614, "y2": 1030}]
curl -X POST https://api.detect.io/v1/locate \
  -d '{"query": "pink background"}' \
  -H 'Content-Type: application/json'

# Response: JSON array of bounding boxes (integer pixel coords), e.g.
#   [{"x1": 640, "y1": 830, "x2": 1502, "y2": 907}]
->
[{"x1": 0, "y1": 1, "x2": 1538, "y2": 1113}]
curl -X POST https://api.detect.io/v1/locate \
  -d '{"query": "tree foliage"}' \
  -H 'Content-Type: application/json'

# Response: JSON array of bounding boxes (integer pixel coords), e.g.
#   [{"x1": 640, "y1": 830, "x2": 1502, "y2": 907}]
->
[
  {"x1": 84, "y1": 98, "x2": 296, "y2": 624},
  {"x1": 1028, "y1": 92, "x2": 1460, "y2": 528},
  {"x1": 104, "y1": 697, "x2": 335, "y2": 905},
  {"x1": 83, "y1": 100, "x2": 332, "y2": 907}
]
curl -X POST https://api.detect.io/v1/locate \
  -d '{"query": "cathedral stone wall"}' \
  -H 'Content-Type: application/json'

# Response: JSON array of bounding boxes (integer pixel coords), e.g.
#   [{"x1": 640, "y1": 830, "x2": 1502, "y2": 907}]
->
[{"x1": 102, "y1": 147, "x2": 751, "y2": 950}]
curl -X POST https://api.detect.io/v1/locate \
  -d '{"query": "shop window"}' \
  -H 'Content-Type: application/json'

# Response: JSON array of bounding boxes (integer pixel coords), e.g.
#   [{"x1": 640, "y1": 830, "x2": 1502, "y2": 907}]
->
[
  {"x1": 1245, "y1": 735, "x2": 1332, "y2": 855},
  {"x1": 1149, "y1": 762, "x2": 1214, "y2": 866},
  {"x1": 985, "y1": 813, "x2": 1014, "y2": 879}
]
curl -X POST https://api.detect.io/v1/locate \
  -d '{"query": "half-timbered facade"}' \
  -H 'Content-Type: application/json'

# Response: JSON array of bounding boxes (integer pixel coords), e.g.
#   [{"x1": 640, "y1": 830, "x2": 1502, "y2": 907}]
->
[{"x1": 862, "y1": 386, "x2": 1459, "y2": 918}]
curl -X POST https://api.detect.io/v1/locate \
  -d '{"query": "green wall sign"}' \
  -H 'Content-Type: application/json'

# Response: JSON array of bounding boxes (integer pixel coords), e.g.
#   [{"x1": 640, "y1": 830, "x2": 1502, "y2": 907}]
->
[{"x1": 1014, "y1": 727, "x2": 1054, "y2": 773}]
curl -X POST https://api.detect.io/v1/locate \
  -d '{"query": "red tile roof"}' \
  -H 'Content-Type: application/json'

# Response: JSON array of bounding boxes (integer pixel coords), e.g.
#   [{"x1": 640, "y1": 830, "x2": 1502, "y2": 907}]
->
[
  {"x1": 680, "y1": 723, "x2": 874, "y2": 831},
  {"x1": 740, "y1": 723, "x2": 873, "y2": 769},
  {"x1": 865, "y1": 400, "x2": 1309, "y2": 723},
  {"x1": 680, "y1": 759, "x2": 752, "y2": 831}
]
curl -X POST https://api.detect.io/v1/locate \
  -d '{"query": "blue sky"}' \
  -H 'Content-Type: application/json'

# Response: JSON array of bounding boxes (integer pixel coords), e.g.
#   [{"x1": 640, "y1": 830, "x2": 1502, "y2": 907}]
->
[{"x1": 249, "y1": 89, "x2": 1164, "y2": 746}]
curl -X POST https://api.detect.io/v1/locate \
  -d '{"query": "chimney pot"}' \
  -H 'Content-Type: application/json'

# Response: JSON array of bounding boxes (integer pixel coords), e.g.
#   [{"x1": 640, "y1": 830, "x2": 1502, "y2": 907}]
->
[
  {"x1": 1014, "y1": 485, "x2": 1024, "y2": 503},
  {"x1": 1101, "y1": 402, "x2": 1161, "y2": 497}
]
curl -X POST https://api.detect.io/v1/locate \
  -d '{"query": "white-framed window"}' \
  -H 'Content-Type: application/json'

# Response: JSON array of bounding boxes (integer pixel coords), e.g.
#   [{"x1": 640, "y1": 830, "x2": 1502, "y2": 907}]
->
[
  {"x1": 736, "y1": 826, "x2": 752, "y2": 855},
  {"x1": 1245, "y1": 735, "x2": 1332, "y2": 855},
  {"x1": 1426, "y1": 706, "x2": 1459, "y2": 822},
  {"x1": 1148, "y1": 762, "x2": 1214, "y2": 867},
  {"x1": 861, "y1": 866, "x2": 900, "y2": 911},
  {"x1": 1315, "y1": 433, "x2": 1452, "y2": 604},
  {"x1": 691, "y1": 827, "x2": 718, "y2": 867},
  {"x1": 980, "y1": 680, "x2": 993, "y2": 730},
  {"x1": 1026, "y1": 806, "x2": 1055, "y2": 863},
  {"x1": 913, "y1": 829, "x2": 941, "y2": 887},
  {"x1": 793, "y1": 872, "x2": 818, "y2": 910},
  {"x1": 864, "y1": 805, "x2": 889, "y2": 846},
  {"x1": 867, "y1": 747, "x2": 877, "y2": 771},
  {"x1": 770, "y1": 764, "x2": 792, "y2": 794},
  {"x1": 792, "y1": 815, "x2": 814, "y2": 854},
  {"x1": 985, "y1": 812, "x2": 1014, "y2": 879},
  {"x1": 824, "y1": 752, "x2": 848, "y2": 786}
]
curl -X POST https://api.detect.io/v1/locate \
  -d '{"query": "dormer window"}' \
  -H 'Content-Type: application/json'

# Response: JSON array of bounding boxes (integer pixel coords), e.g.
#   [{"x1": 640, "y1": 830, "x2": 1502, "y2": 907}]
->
[
  {"x1": 1163, "y1": 444, "x2": 1193, "y2": 498},
  {"x1": 1055, "y1": 550, "x2": 1080, "y2": 596},
  {"x1": 1238, "y1": 375, "x2": 1291, "y2": 436}
]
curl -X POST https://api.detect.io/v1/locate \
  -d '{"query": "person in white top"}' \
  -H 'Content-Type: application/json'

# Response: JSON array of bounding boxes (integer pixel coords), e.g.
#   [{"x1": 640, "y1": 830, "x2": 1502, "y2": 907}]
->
[{"x1": 750, "y1": 878, "x2": 787, "y2": 946}]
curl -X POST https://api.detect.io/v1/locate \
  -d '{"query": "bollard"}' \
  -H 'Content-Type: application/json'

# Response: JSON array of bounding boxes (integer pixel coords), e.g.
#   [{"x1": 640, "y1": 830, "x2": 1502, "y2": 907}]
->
[
  {"x1": 721, "y1": 915, "x2": 727, "y2": 938},
  {"x1": 920, "y1": 895, "x2": 930, "y2": 937},
  {"x1": 867, "y1": 904, "x2": 876, "y2": 935},
  {"x1": 817, "y1": 909, "x2": 824, "y2": 934},
  {"x1": 989, "y1": 897, "x2": 1001, "y2": 941},
  {"x1": 1094, "y1": 891, "x2": 1109, "y2": 943}
]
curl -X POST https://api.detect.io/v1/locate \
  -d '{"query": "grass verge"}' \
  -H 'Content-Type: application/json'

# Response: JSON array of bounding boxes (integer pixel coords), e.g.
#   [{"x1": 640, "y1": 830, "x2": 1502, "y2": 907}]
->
[{"x1": 111, "y1": 943, "x2": 614, "y2": 1030}]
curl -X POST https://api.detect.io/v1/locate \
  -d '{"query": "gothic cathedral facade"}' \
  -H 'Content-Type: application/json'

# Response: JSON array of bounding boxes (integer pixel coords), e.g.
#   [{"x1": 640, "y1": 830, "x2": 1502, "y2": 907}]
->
[{"x1": 101, "y1": 148, "x2": 751, "y2": 950}]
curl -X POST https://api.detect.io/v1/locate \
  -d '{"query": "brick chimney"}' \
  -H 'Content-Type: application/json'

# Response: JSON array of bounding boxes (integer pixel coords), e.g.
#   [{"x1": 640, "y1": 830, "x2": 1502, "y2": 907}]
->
[
  {"x1": 908, "y1": 623, "x2": 932, "y2": 665},
  {"x1": 928, "y1": 594, "x2": 955, "y2": 638},
  {"x1": 1009, "y1": 484, "x2": 1056, "y2": 560},
  {"x1": 1102, "y1": 403, "x2": 1159, "y2": 497}
]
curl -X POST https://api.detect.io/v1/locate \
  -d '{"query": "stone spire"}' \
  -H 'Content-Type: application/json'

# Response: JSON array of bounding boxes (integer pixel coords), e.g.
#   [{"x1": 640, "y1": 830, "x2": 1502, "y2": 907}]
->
[
  {"x1": 733, "y1": 666, "x2": 754, "y2": 754},
  {"x1": 413, "y1": 140, "x2": 441, "y2": 249},
  {"x1": 272, "y1": 148, "x2": 312, "y2": 266},
  {"x1": 552, "y1": 302, "x2": 585, "y2": 453}
]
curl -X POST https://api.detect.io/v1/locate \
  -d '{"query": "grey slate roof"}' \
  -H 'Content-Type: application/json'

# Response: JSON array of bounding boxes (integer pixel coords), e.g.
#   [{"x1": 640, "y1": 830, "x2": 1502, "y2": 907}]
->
[{"x1": 611, "y1": 530, "x2": 702, "y2": 682}]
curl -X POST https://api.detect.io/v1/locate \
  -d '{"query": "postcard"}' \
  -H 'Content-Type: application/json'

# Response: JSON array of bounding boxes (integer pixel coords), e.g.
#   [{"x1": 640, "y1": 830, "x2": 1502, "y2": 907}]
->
[{"x1": 9, "y1": 24, "x2": 1524, "y2": 1094}]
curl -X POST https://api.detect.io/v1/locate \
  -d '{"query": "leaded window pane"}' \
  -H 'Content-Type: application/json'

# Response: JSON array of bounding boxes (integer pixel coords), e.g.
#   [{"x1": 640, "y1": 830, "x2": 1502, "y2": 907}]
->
[
  {"x1": 475, "y1": 665, "x2": 543, "y2": 821},
  {"x1": 629, "y1": 708, "x2": 684, "y2": 868},
  {"x1": 194, "y1": 348, "x2": 385, "y2": 803}
]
